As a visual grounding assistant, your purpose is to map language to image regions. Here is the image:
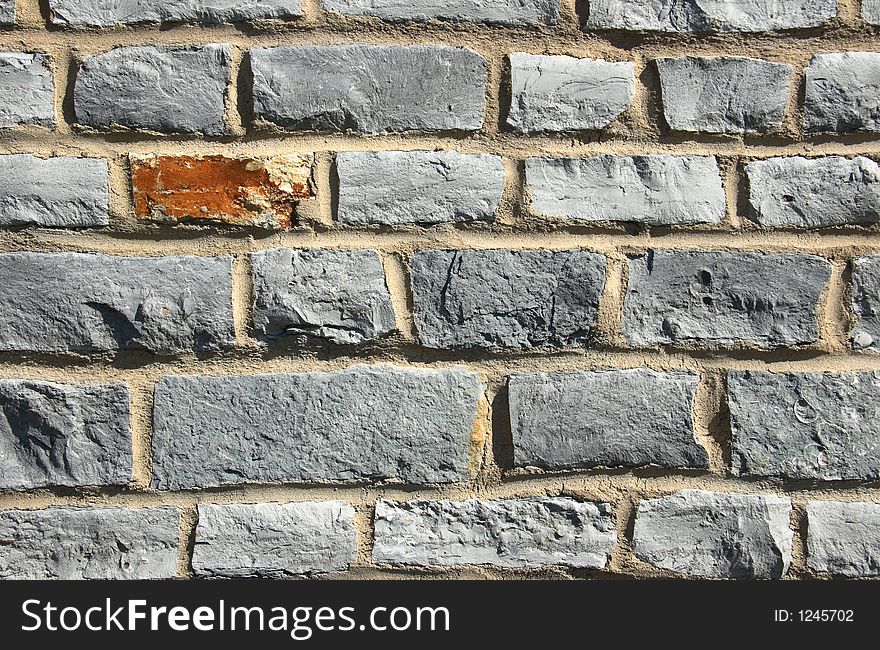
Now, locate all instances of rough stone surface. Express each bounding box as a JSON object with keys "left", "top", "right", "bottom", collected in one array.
[
  {"left": 0, "top": 380, "right": 132, "bottom": 491},
  {"left": 632, "top": 490, "right": 793, "bottom": 578},
  {"left": 49, "top": 0, "right": 302, "bottom": 25},
  {"left": 75, "top": 45, "right": 230, "bottom": 135},
  {"left": 807, "top": 500, "right": 880, "bottom": 577},
  {"left": 322, "top": 0, "right": 558, "bottom": 25},
  {"left": 746, "top": 156, "right": 880, "bottom": 228},
  {"left": 251, "top": 45, "right": 486, "bottom": 134},
  {"left": 411, "top": 249, "right": 605, "bottom": 349},
  {"left": 622, "top": 250, "right": 831, "bottom": 347},
  {"left": 585, "top": 0, "right": 837, "bottom": 32},
  {"left": 0, "top": 154, "right": 109, "bottom": 228},
  {"left": 510, "top": 369, "right": 708, "bottom": 470},
  {"left": 131, "top": 154, "right": 312, "bottom": 229},
  {"left": 193, "top": 501, "right": 357, "bottom": 577},
  {"left": 507, "top": 53, "right": 635, "bottom": 133},
  {"left": 0, "top": 53, "right": 54, "bottom": 129},
  {"left": 0, "top": 252, "right": 234, "bottom": 354},
  {"left": 866, "top": 0, "right": 880, "bottom": 25},
  {"left": 151, "top": 366, "right": 482, "bottom": 489},
  {"left": 526, "top": 155, "right": 725, "bottom": 225},
  {"left": 804, "top": 52, "right": 880, "bottom": 133},
  {"left": 335, "top": 150, "right": 505, "bottom": 225},
  {"left": 250, "top": 248, "right": 396, "bottom": 344},
  {"left": 657, "top": 56, "right": 791, "bottom": 134},
  {"left": 373, "top": 498, "right": 616, "bottom": 568},
  {"left": 0, "top": 0, "right": 12, "bottom": 24},
  {"left": 728, "top": 371, "right": 880, "bottom": 481},
  {"left": 0, "top": 507, "right": 180, "bottom": 579},
  {"left": 849, "top": 256, "right": 880, "bottom": 352}
]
